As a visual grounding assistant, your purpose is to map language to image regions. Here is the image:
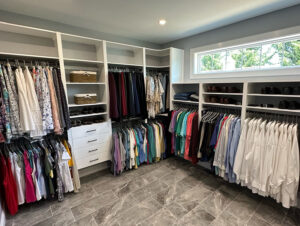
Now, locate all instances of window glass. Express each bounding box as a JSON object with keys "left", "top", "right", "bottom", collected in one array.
[
  {"left": 242, "top": 47, "right": 261, "bottom": 68},
  {"left": 261, "top": 43, "right": 282, "bottom": 68},
  {"left": 226, "top": 49, "right": 243, "bottom": 70},
  {"left": 200, "top": 54, "right": 213, "bottom": 71},
  {"left": 283, "top": 40, "right": 300, "bottom": 66},
  {"left": 212, "top": 52, "right": 226, "bottom": 71},
  {"left": 194, "top": 36, "right": 300, "bottom": 74}
]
